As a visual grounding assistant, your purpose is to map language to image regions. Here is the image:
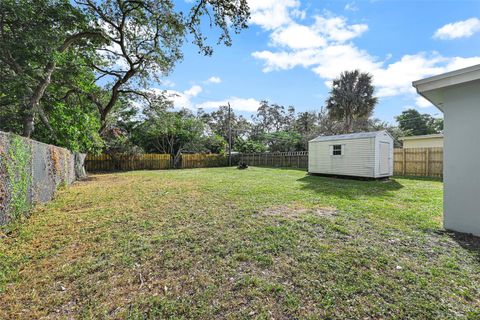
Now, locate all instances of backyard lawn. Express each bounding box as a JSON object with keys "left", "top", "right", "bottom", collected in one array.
[{"left": 1, "top": 167, "right": 479, "bottom": 319}]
